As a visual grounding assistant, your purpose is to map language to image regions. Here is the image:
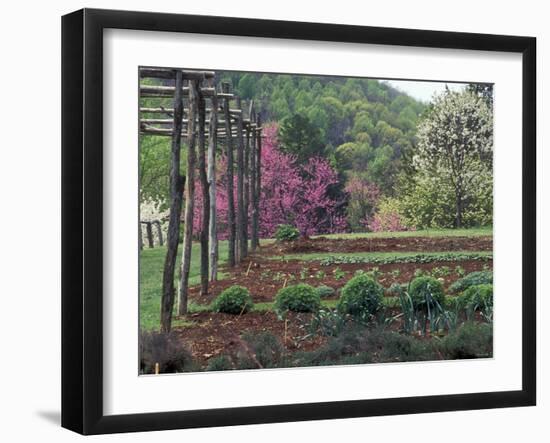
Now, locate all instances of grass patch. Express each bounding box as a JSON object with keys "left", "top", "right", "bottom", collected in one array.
[
  {"left": 314, "top": 226, "right": 492, "bottom": 240},
  {"left": 140, "top": 241, "right": 231, "bottom": 330}
]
